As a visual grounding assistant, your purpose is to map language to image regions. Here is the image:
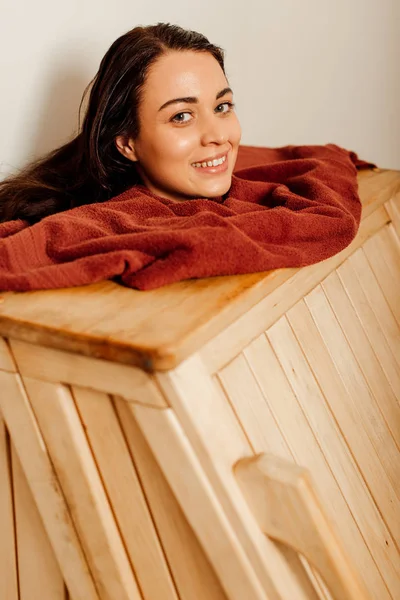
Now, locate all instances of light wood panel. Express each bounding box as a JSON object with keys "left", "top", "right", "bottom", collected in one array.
[
  {"left": 10, "top": 339, "right": 166, "bottom": 407},
  {"left": 385, "top": 193, "right": 400, "bottom": 235},
  {"left": 304, "top": 285, "right": 400, "bottom": 545},
  {"left": 0, "top": 371, "right": 99, "bottom": 600},
  {"left": 131, "top": 403, "right": 271, "bottom": 600},
  {"left": 21, "top": 376, "right": 142, "bottom": 600},
  {"left": 115, "top": 397, "right": 229, "bottom": 600},
  {"left": 337, "top": 258, "right": 400, "bottom": 400},
  {"left": 0, "top": 414, "right": 19, "bottom": 600},
  {"left": 12, "top": 444, "right": 65, "bottom": 600},
  {"left": 235, "top": 454, "right": 369, "bottom": 600},
  {"left": 363, "top": 224, "right": 400, "bottom": 326},
  {"left": 200, "top": 204, "right": 391, "bottom": 375},
  {"left": 268, "top": 312, "right": 400, "bottom": 598},
  {"left": 322, "top": 270, "right": 400, "bottom": 450},
  {"left": 348, "top": 249, "right": 400, "bottom": 371},
  {"left": 72, "top": 386, "right": 179, "bottom": 600},
  {"left": 156, "top": 355, "right": 325, "bottom": 600},
  {"left": 0, "top": 170, "right": 397, "bottom": 372},
  {"left": 0, "top": 337, "right": 16, "bottom": 372},
  {"left": 218, "top": 342, "right": 392, "bottom": 598}
]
